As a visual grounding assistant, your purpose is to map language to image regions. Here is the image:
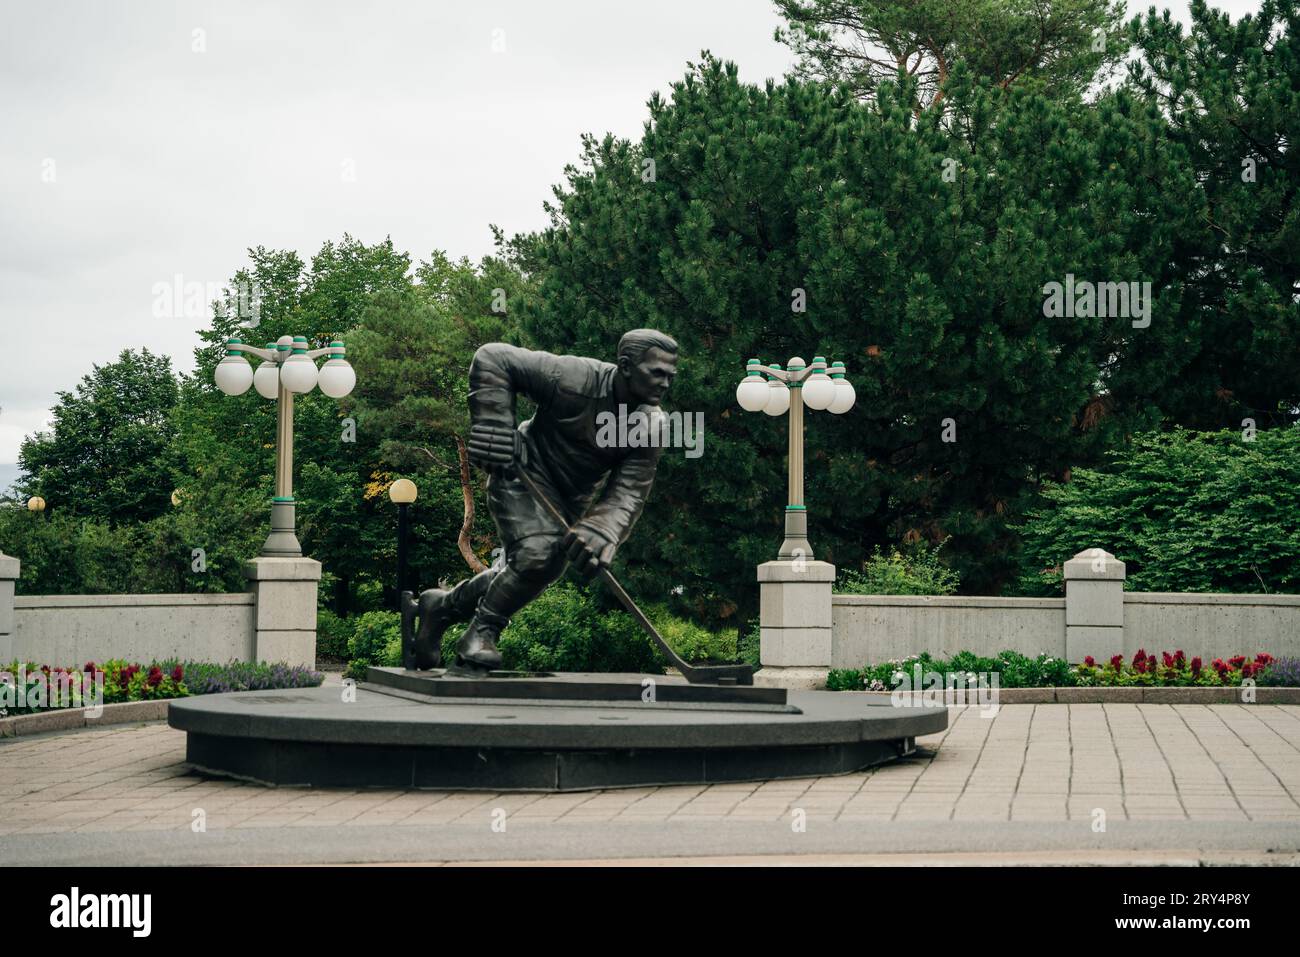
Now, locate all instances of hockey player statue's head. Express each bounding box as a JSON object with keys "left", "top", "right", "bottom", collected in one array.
[{"left": 615, "top": 329, "right": 678, "bottom": 407}]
